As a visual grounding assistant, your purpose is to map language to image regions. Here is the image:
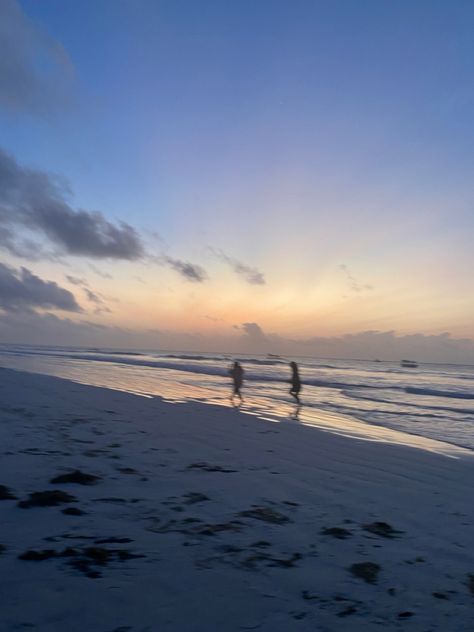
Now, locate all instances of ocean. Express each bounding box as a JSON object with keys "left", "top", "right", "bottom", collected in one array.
[{"left": 0, "top": 343, "right": 473, "bottom": 452}]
